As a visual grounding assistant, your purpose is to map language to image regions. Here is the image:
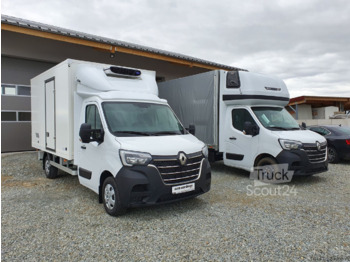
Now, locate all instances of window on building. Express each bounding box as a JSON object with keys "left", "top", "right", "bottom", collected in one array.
[
  {"left": 1, "top": 111, "right": 31, "bottom": 122},
  {"left": 2, "top": 112, "right": 17, "bottom": 121},
  {"left": 18, "top": 112, "right": 31, "bottom": 121},
  {"left": 17, "top": 86, "right": 31, "bottom": 96},
  {"left": 1, "top": 84, "right": 31, "bottom": 96},
  {"left": 2, "top": 85, "right": 16, "bottom": 95}
]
